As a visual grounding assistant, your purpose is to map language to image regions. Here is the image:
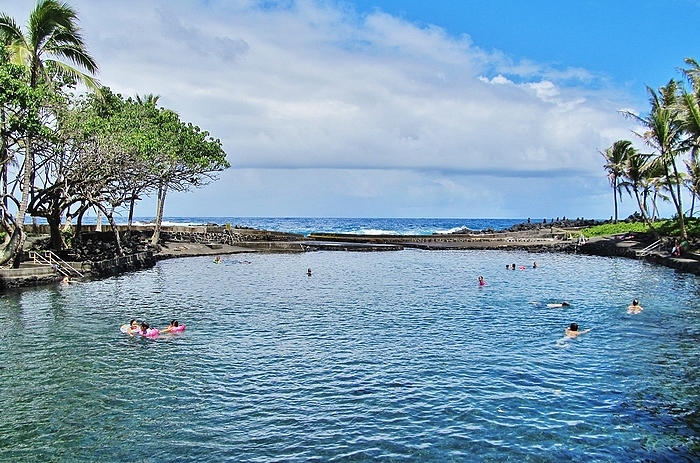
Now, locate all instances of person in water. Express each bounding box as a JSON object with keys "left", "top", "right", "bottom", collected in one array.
[
  {"left": 478, "top": 275, "right": 486, "bottom": 286},
  {"left": 307, "top": 268, "right": 312, "bottom": 276},
  {"left": 547, "top": 301, "right": 571, "bottom": 308},
  {"left": 126, "top": 319, "right": 140, "bottom": 335},
  {"left": 565, "top": 322, "right": 590, "bottom": 338},
  {"left": 161, "top": 319, "right": 181, "bottom": 333},
  {"left": 628, "top": 299, "right": 643, "bottom": 314},
  {"left": 214, "top": 256, "right": 222, "bottom": 264}
]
